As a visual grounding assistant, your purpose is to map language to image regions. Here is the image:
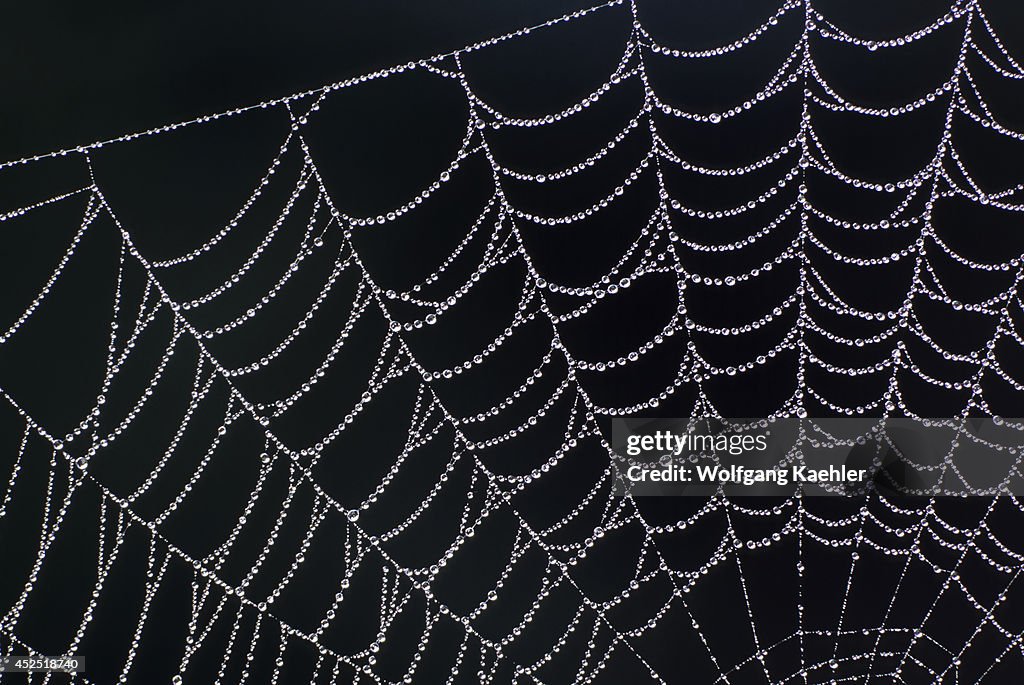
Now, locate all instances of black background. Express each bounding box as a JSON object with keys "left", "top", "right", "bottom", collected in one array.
[{"left": 2, "top": 1, "right": 1024, "bottom": 683}]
